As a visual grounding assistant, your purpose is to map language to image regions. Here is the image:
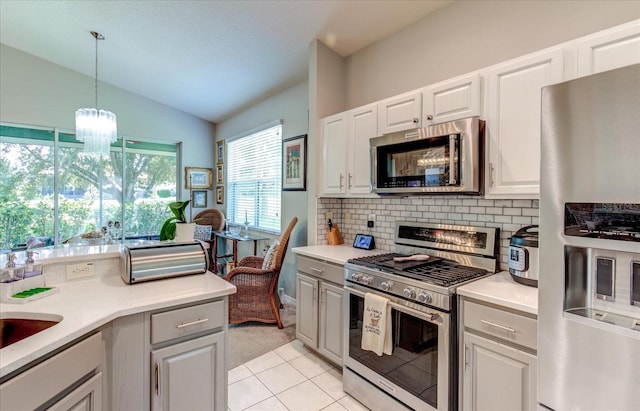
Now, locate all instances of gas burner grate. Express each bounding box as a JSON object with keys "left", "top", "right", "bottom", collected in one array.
[{"left": 348, "top": 252, "right": 488, "bottom": 287}]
